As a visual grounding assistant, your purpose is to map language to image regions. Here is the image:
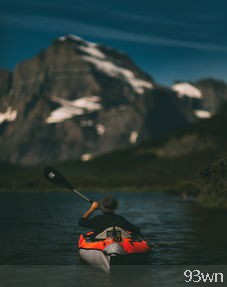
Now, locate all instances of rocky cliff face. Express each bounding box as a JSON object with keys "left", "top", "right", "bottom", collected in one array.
[
  {"left": 172, "top": 78, "right": 227, "bottom": 121},
  {"left": 195, "top": 78, "right": 227, "bottom": 113},
  {"left": 0, "top": 35, "right": 224, "bottom": 165}
]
